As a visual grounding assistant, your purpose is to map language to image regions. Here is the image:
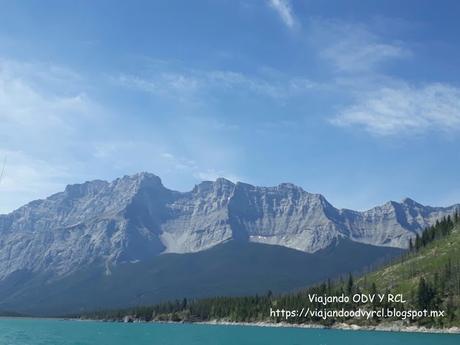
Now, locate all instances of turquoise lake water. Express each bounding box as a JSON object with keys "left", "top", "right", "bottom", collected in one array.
[{"left": 0, "top": 318, "right": 458, "bottom": 345}]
